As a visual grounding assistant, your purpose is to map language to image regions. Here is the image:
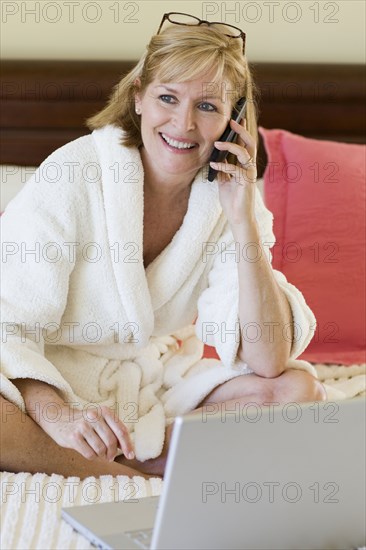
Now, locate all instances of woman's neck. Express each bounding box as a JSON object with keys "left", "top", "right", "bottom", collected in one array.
[{"left": 140, "top": 147, "right": 195, "bottom": 204}]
